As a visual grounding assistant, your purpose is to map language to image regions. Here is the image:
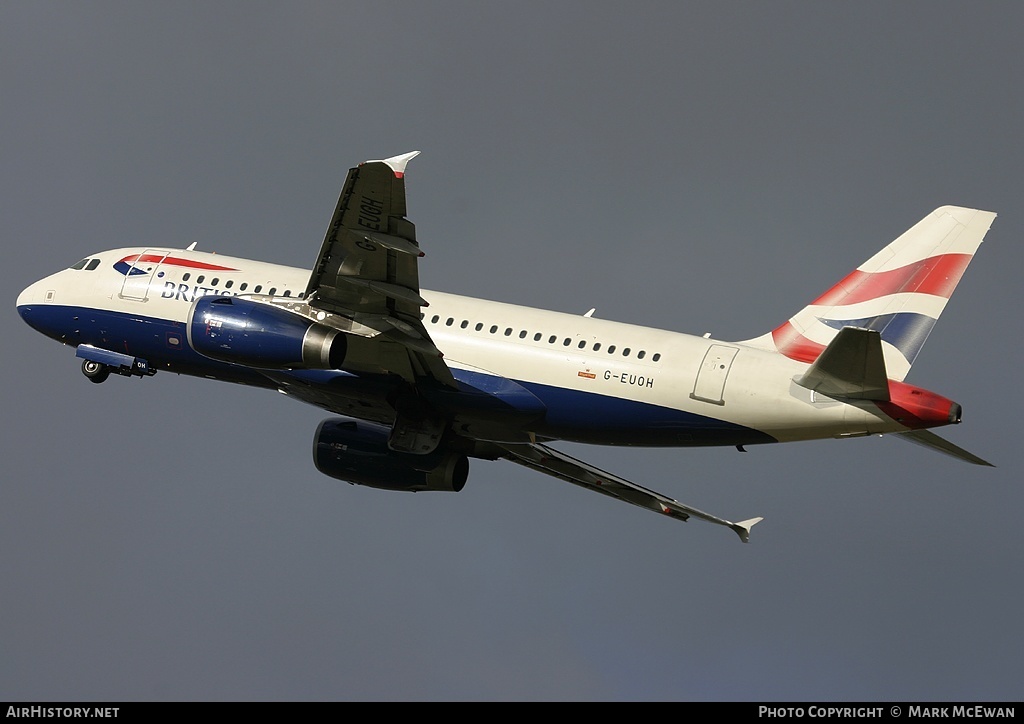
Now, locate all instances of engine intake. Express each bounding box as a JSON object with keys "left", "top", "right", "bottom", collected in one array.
[
  {"left": 313, "top": 418, "right": 468, "bottom": 493},
  {"left": 187, "top": 296, "right": 347, "bottom": 369}
]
